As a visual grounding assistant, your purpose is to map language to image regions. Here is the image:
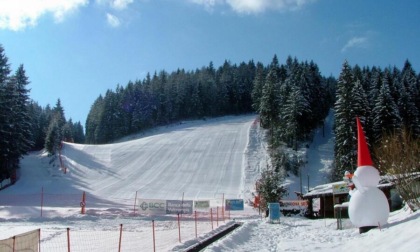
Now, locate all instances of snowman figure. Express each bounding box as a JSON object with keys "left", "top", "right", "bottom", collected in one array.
[{"left": 348, "top": 117, "right": 389, "bottom": 233}]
